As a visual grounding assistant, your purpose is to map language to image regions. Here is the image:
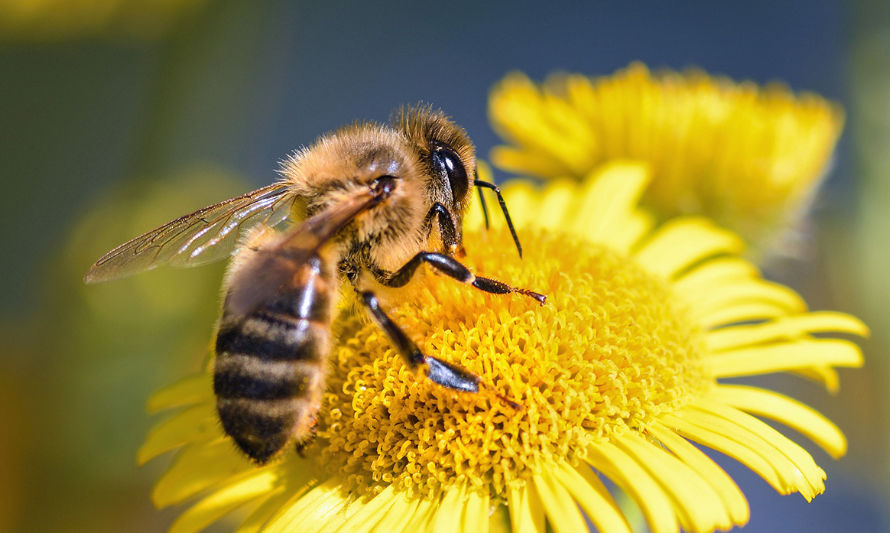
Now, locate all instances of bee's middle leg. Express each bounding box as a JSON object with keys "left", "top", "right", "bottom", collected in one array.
[
  {"left": 373, "top": 252, "right": 546, "bottom": 304},
  {"left": 357, "top": 290, "right": 480, "bottom": 393}
]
